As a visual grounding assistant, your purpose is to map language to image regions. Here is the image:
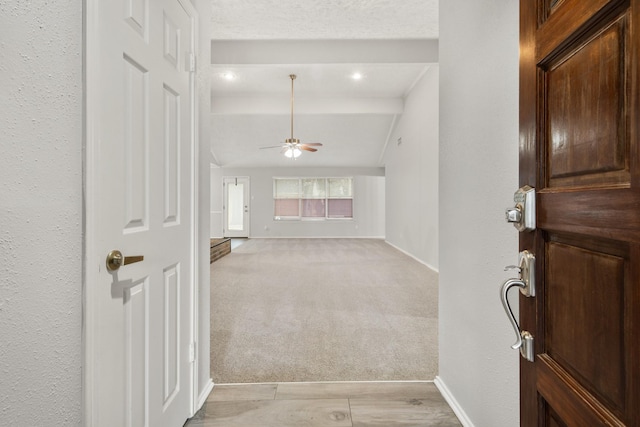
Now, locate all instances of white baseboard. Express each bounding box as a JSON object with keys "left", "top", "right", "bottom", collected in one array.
[
  {"left": 384, "top": 240, "right": 439, "bottom": 272},
  {"left": 434, "top": 376, "right": 475, "bottom": 427},
  {"left": 195, "top": 379, "right": 214, "bottom": 413}
]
